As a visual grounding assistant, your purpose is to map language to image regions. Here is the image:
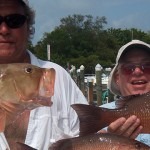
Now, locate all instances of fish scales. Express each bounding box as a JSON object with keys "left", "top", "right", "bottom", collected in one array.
[
  {"left": 49, "top": 133, "right": 150, "bottom": 150},
  {"left": 72, "top": 92, "right": 150, "bottom": 136}
]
